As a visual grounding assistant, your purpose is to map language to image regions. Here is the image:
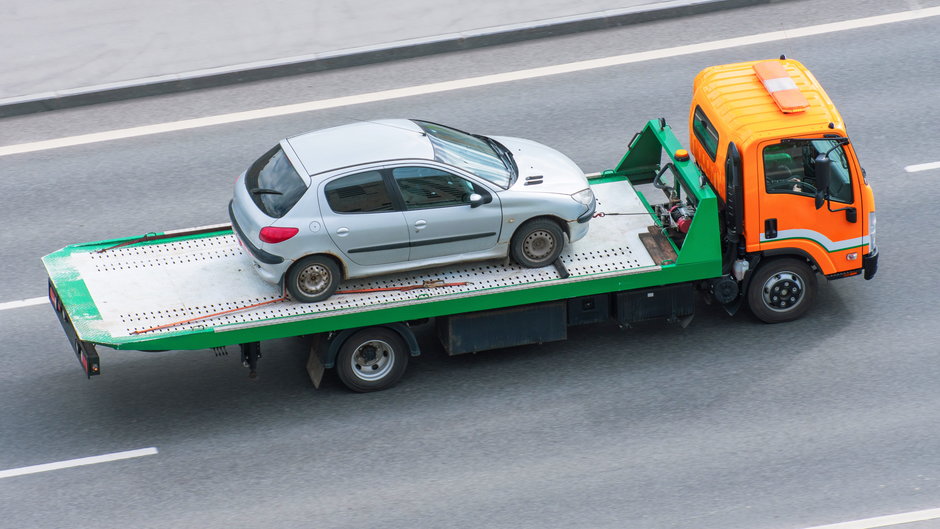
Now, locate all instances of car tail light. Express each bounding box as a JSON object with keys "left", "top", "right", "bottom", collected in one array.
[{"left": 259, "top": 226, "right": 299, "bottom": 243}]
